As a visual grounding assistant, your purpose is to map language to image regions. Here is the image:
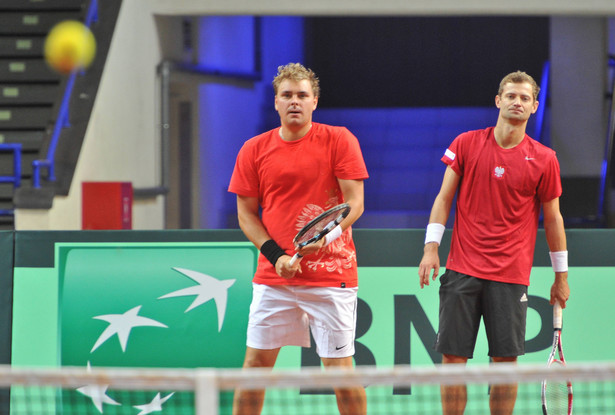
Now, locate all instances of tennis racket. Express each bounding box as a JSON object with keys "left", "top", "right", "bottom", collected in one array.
[
  {"left": 288, "top": 203, "right": 351, "bottom": 266},
  {"left": 541, "top": 302, "right": 573, "bottom": 415}
]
